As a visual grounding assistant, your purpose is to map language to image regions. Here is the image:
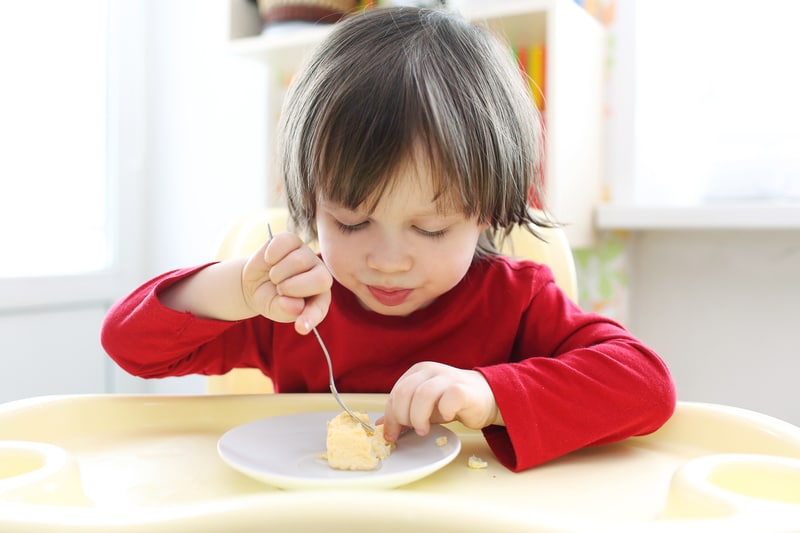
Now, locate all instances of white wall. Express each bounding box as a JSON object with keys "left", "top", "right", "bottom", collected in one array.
[
  {"left": 144, "top": 0, "right": 267, "bottom": 277},
  {"left": 127, "top": 0, "right": 268, "bottom": 393},
  {"left": 0, "top": 307, "right": 107, "bottom": 403},
  {"left": 626, "top": 229, "right": 800, "bottom": 426},
  {"left": 1, "top": 1, "right": 268, "bottom": 402}
]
